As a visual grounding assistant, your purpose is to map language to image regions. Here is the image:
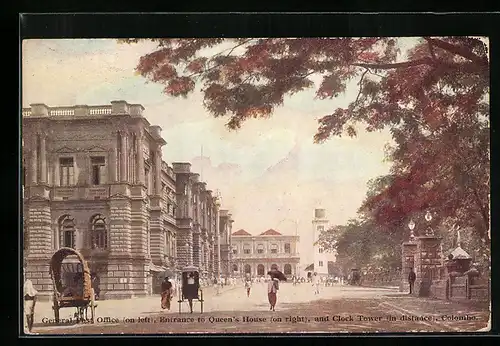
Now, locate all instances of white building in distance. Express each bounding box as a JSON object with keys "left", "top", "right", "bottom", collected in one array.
[{"left": 306, "top": 208, "right": 337, "bottom": 278}]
